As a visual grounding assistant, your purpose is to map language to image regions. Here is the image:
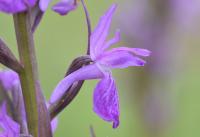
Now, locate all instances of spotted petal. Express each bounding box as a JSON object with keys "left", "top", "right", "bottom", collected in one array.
[{"left": 93, "top": 74, "right": 119, "bottom": 128}]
